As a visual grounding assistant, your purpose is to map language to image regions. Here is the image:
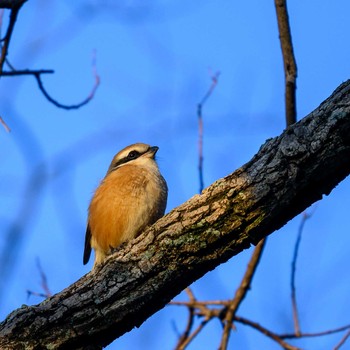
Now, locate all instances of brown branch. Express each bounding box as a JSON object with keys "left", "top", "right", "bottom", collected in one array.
[
  {"left": 174, "top": 288, "right": 196, "bottom": 350},
  {"left": 219, "top": 238, "right": 266, "bottom": 349},
  {"left": 274, "top": 0, "right": 297, "bottom": 126},
  {"left": 1, "top": 81, "right": 350, "bottom": 349},
  {"left": 178, "top": 319, "right": 210, "bottom": 350},
  {"left": 0, "top": 115, "right": 10, "bottom": 132},
  {"left": 172, "top": 291, "right": 225, "bottom": 350},
  {"left": 280, "top": 324, "right": 350, "bottom": 339},
  {"left": 171, "top": 300, "right": 228, "bottom": 307},
  {"left": 172, "top": 297, "right": 299, "bottom": 350},
  {"left": 171, "top": 298, "right": 350, "bottom": 350},
  {"left": 334, "top": 329, "right": 350, "bottom": 350},
  {"left": 235, "top": 316, "right": 300, "bottom": 350},
  {"left": 172, "top": 289, "right": 224, "bottom": 350}
]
